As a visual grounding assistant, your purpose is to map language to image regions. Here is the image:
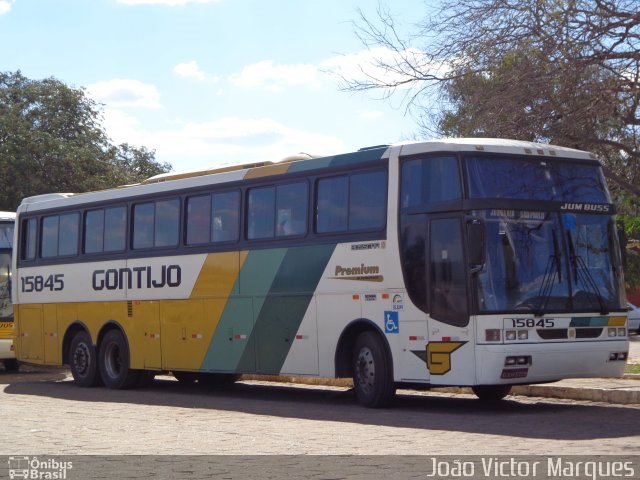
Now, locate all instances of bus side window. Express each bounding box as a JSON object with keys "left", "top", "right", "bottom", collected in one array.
[
  {"left": 155, "top": 198, "right": 180, "bottom": 247},
  {"left": 104, "top": 206, "right": 127, "bottom": 252},
  {"left": 247, "top": 186, "right": 275, "bottom": 240},
  {"left": 349, "top": 170, "right": 386, "bottom": 231},
  {"left": 401, "top": 156, "right": 461, "bottom": 209},
  {"left": 186, "top": 194, "right": 211, "bottom": 245},
  {"left": 276, "top": 182, "right": 307, "bottom": 237},
  {"left": 133, "top": 202, "right": 155, "bottom": 249},
  {"left": 316, "top": 176, "right": 348, "bottom": 234},
  {"left": 212, "top": 191, "right": 240, "bottom": 243},
  {"left": 21, "top": 218, "right": 37, "bottom": 260}
]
